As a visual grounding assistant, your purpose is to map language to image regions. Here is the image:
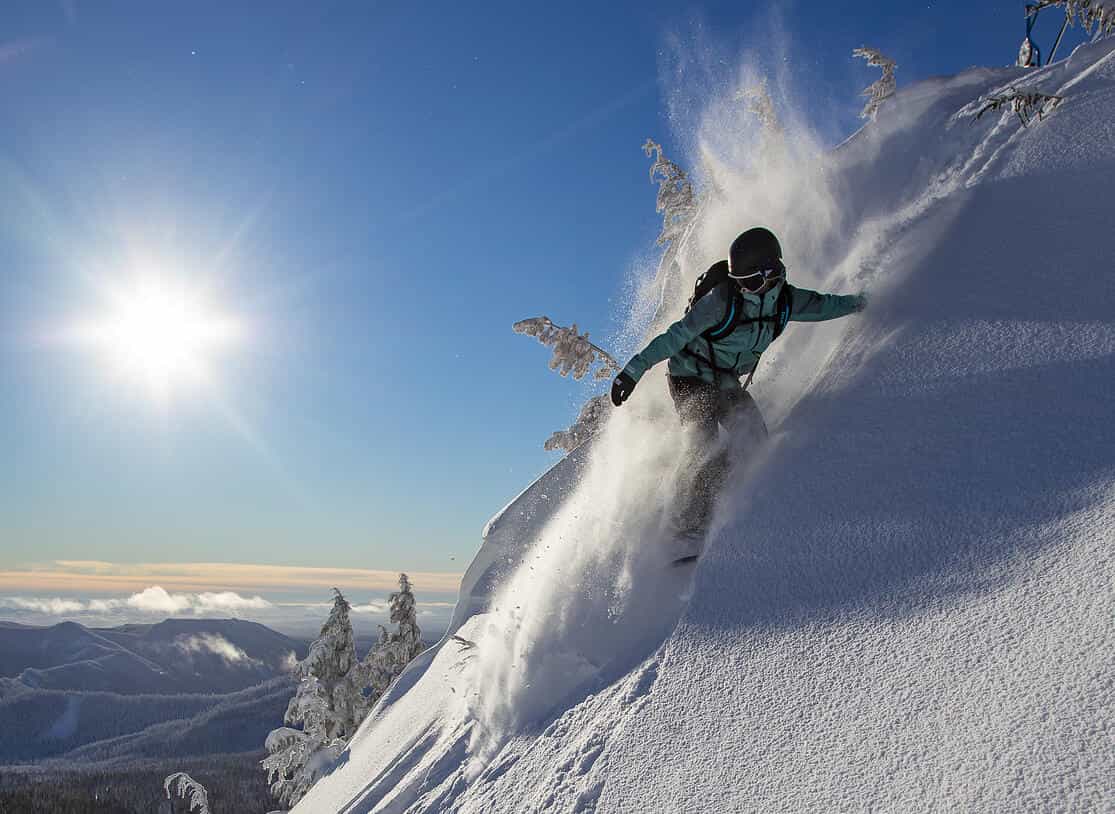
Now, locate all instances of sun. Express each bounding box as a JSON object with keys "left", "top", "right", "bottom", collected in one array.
[{"left": 74, "top": 277, "right": 242, "bottom": 404}]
